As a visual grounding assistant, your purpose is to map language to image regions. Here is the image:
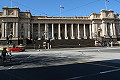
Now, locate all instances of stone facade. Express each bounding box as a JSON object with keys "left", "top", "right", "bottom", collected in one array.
[{"left": 0, "top": 6, "right": 120, "bottom": 45}]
